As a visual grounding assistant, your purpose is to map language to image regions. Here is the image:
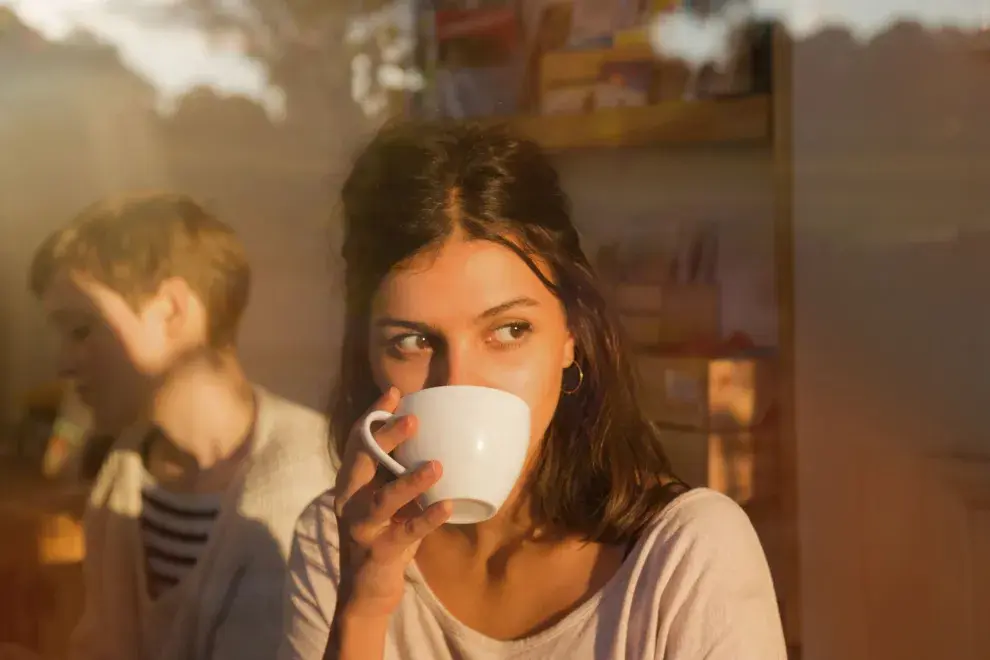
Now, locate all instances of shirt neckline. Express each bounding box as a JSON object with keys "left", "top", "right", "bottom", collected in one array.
[{"left": 402, "top": 488, "right": 707, "bottom": 652}]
